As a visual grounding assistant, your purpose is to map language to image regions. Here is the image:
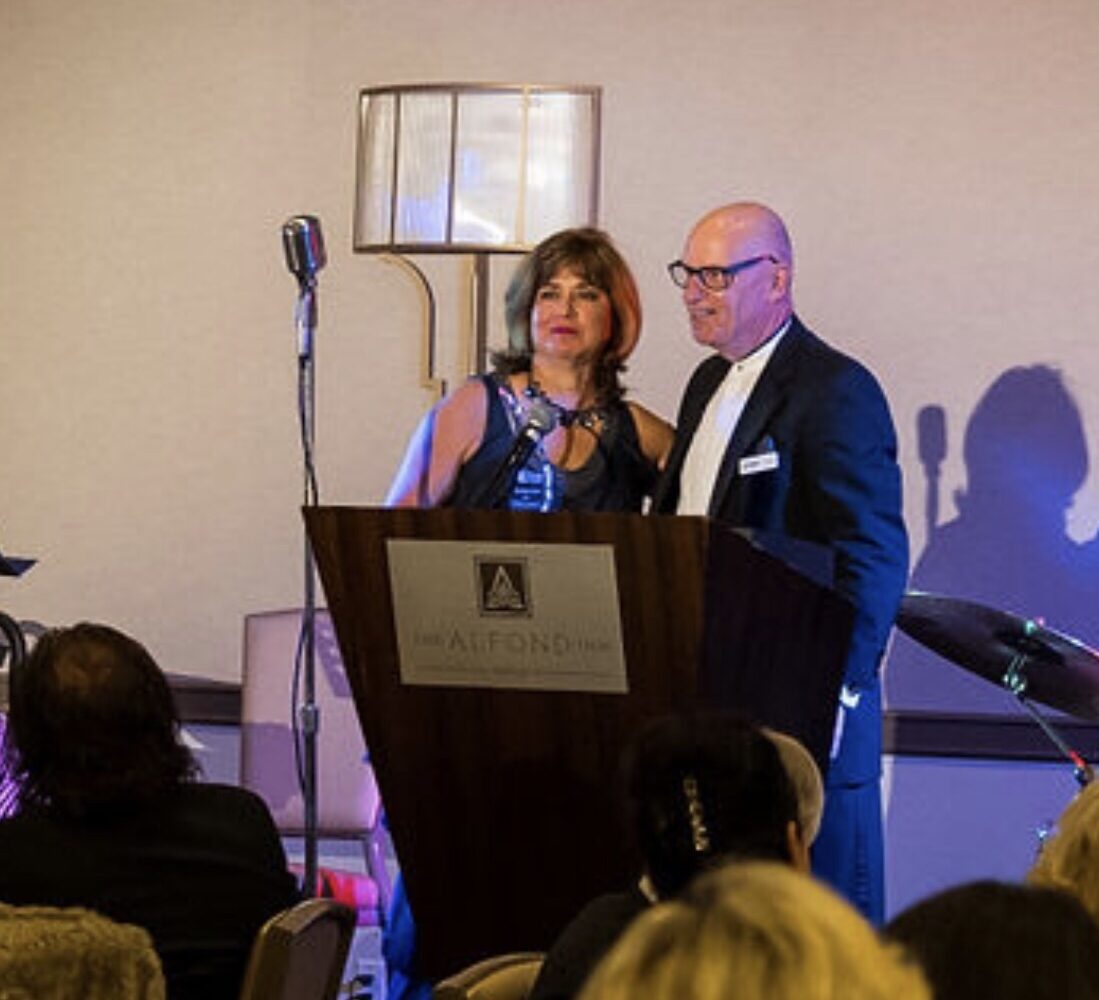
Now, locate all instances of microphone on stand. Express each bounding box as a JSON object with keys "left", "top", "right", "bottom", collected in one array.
[
  {"left": 477, "top": 397, "right": 559, "bottom": 509},
  {"left": 279, "top": 214, "right": 327, "bottom": 900},
  {"left": 281, "top": 216, "right": 325, "bottom": 360},
  {"left": 281, "top": 215, "right": 327, "bottom": 287}
]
